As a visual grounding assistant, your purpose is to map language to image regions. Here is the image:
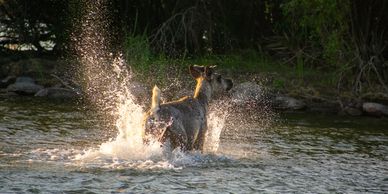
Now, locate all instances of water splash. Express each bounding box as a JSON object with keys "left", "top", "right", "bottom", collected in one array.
[
  {"left": 72, "top": 51, "right": 169, "bottom": 167},
  {"left": 70, "top": 0, "right": 163, "bottom": 165},
  {"left": 67, "top": 0, "right": 233, "bottom": 169},
  {"left": 60, "top": 0, "right": 280, "bottom": 171},
  {"left": 204, "top": 100, "right": 231, "bottom": 153}
]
